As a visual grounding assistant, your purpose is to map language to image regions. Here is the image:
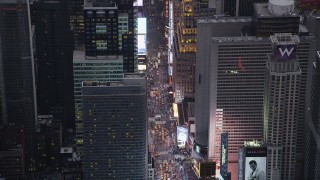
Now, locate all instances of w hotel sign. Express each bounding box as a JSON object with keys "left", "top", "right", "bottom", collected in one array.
[{"left": 274, "top": 45, "right": 297, "bottom": 60}]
